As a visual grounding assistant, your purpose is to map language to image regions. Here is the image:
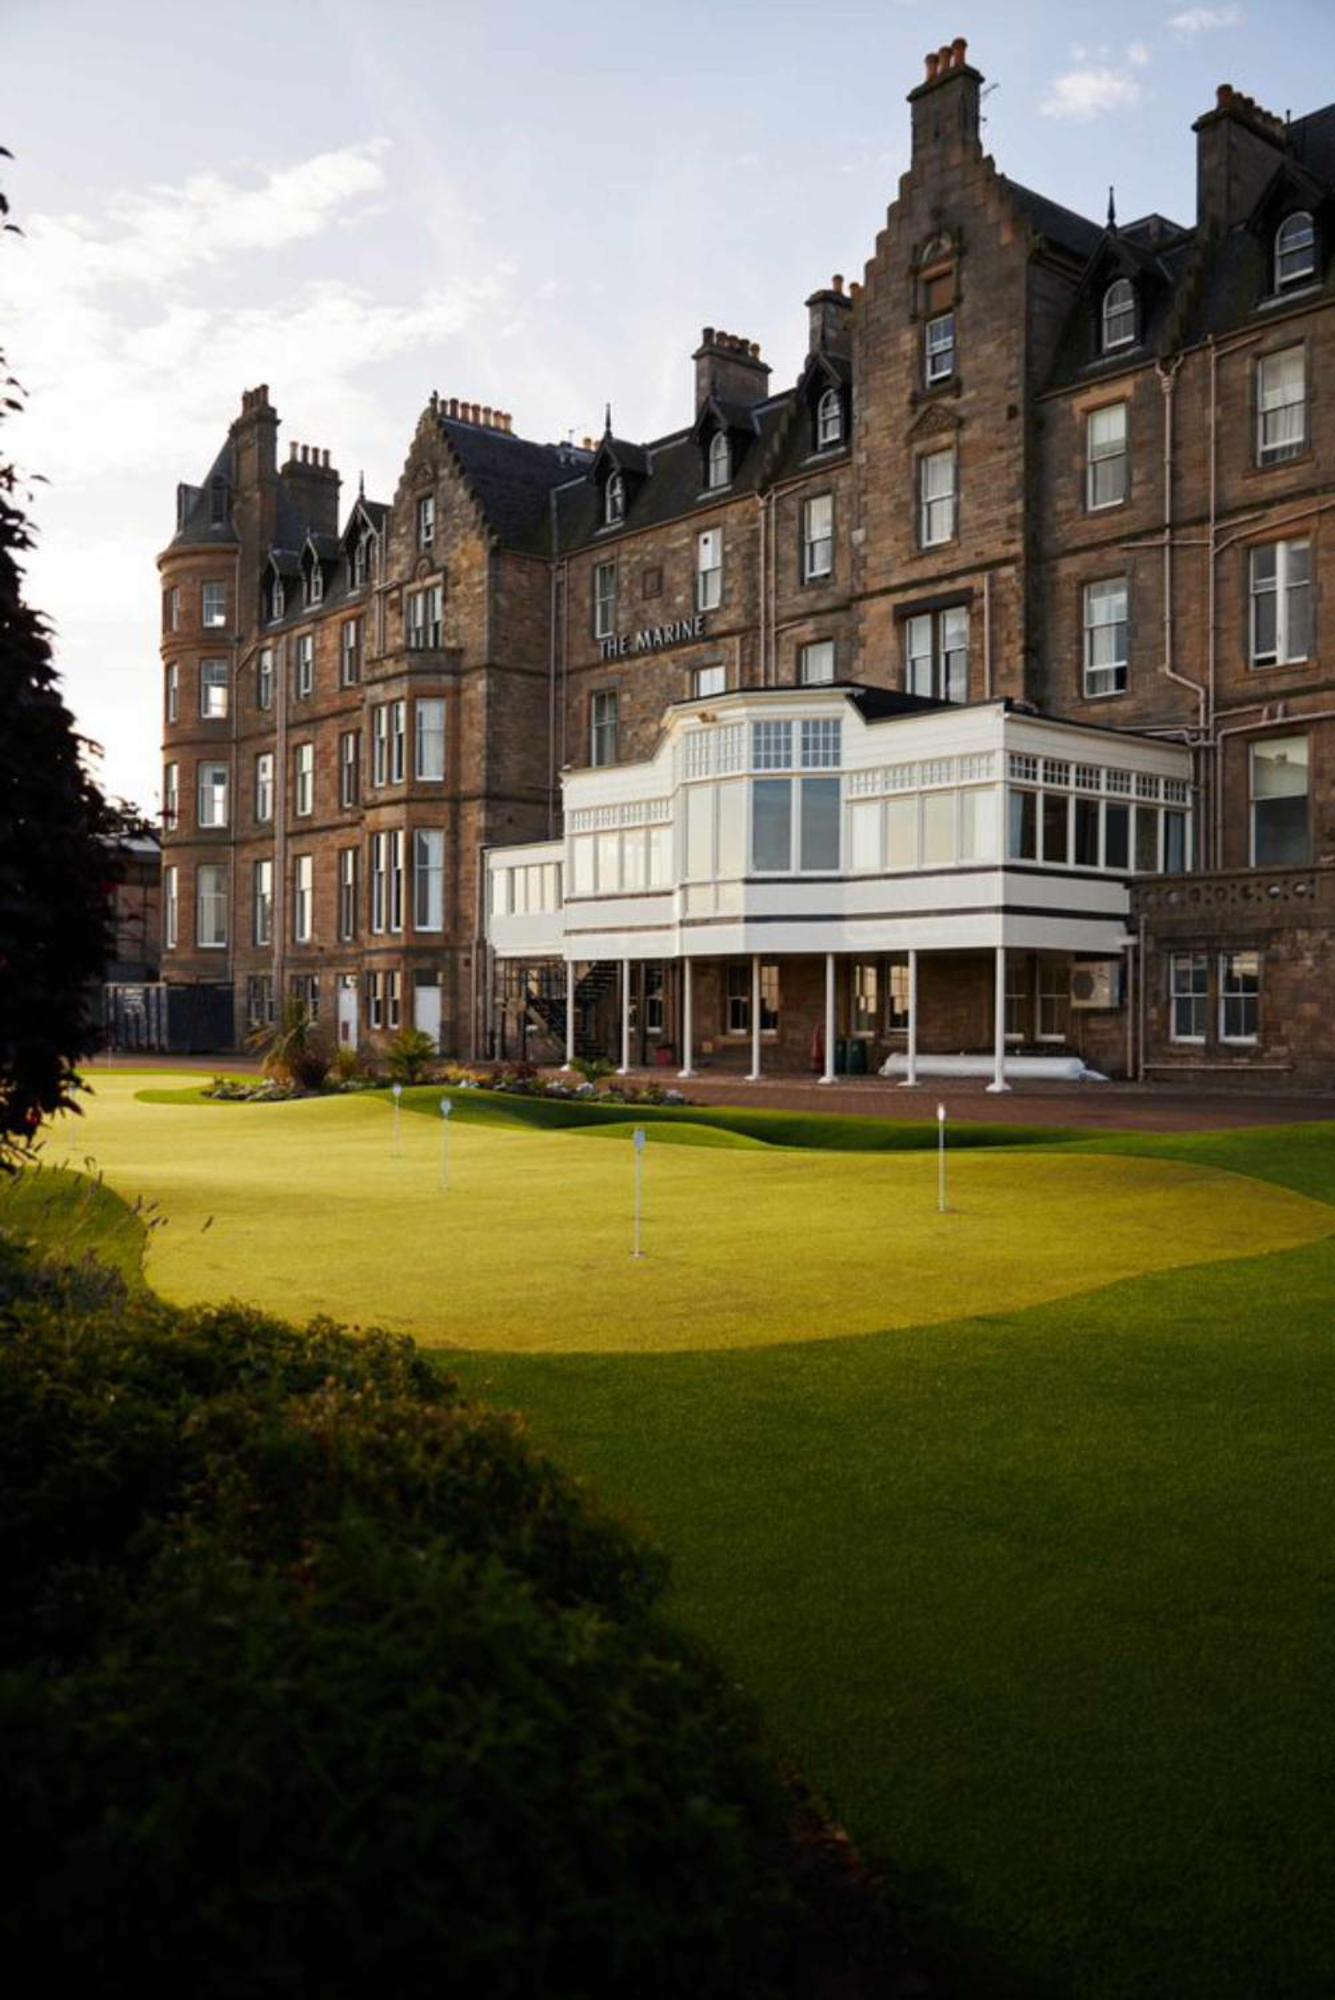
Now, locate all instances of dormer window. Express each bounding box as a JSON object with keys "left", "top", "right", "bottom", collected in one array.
[
  {"left": 350, "top": 532, "right": 369, "bottom": 589},
  {"left": 1276, "top": 212, "right": 1316, "bottom": 291},
  {"left": 306, "top": 560, "right": 323, "bottom": 607},
  {"left": 816, "top": 388, "right": 843, "bottom": 449},
  {"left": 605, "top": 470, "right": 626, "bottom": 527},
  {"left": 271, "top": 576, "right": 285, "bottom": 622},
  {"left": 707, "top": 430, "right": 731, "bottom": 490},
  {"left": 209, "top": 476, "right": 228, "bottom": 527},
  {"left": 1101, "top": 279, "right": 1136, "bottom": 353}
]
